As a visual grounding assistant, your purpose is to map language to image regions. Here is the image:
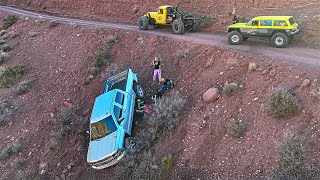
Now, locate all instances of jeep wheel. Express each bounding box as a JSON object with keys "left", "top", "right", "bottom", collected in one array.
[
  {"left": 134, "top": 84, "right": 144, "bottom": 98},
  {"left": 172, "top": 19, "right": 185, "bottom": 35},
  {"left": 138, "top": 16, "right": 149, "bottom": 30},
  {"left": 271, "top": 33, "right": 288, "bottom": 48},
  {"left": 228, "top": 31, "right": 243, "bottom": 45}
]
